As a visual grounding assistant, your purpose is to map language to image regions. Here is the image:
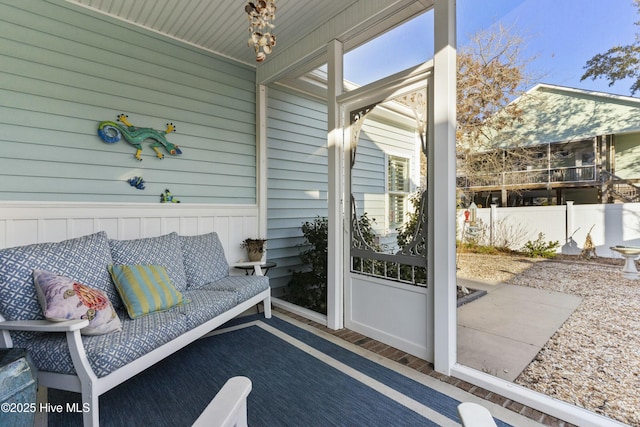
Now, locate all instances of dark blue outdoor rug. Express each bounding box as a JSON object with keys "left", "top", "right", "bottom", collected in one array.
[{"left": 48, "top": 313, "right": 522, "bottom": 426}]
